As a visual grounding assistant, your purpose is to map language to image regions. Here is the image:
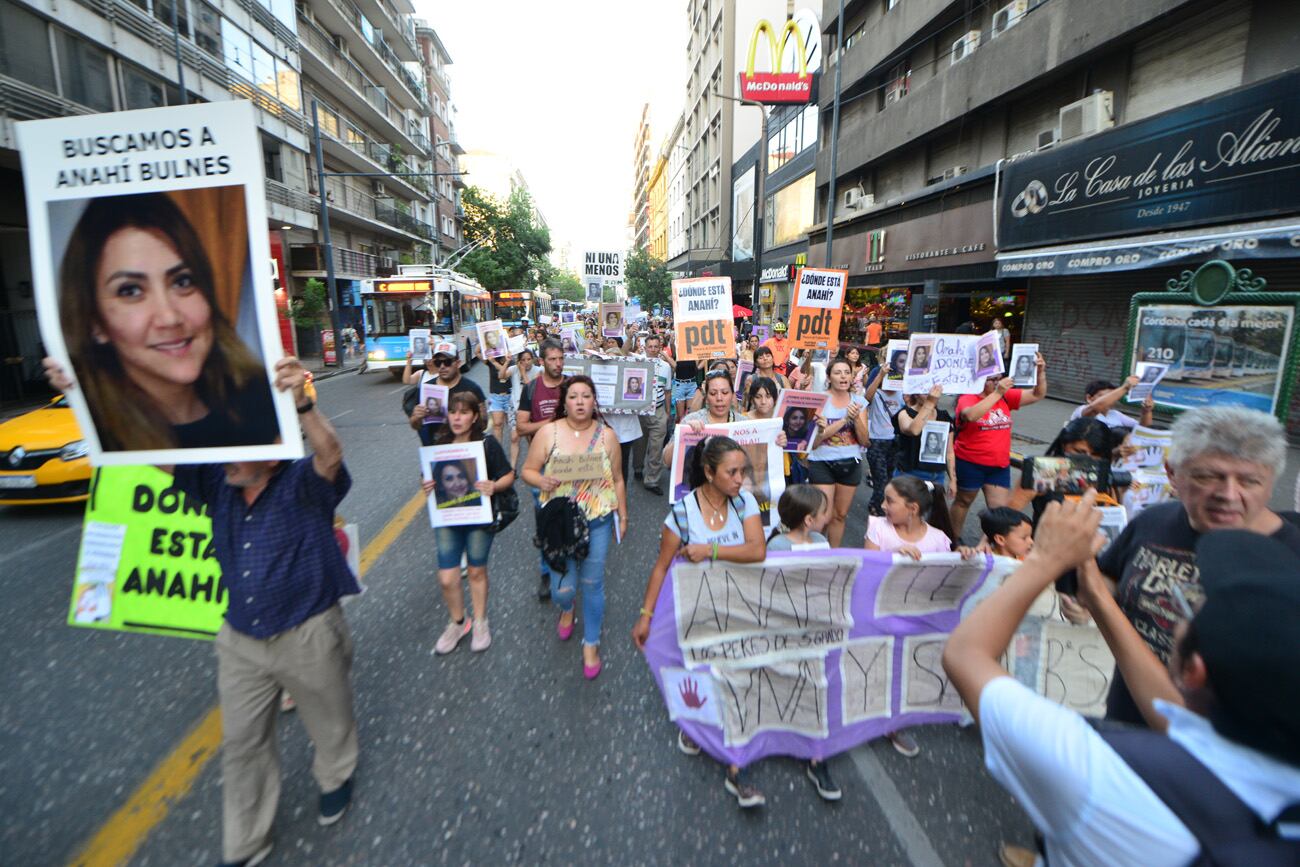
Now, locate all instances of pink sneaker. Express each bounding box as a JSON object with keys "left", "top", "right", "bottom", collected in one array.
[
  {"left": 434, "top": 619, "right": 472, "bottom": 655},
  {"left": 470, "top": 618, "right": 492, "bottom": 652}
]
